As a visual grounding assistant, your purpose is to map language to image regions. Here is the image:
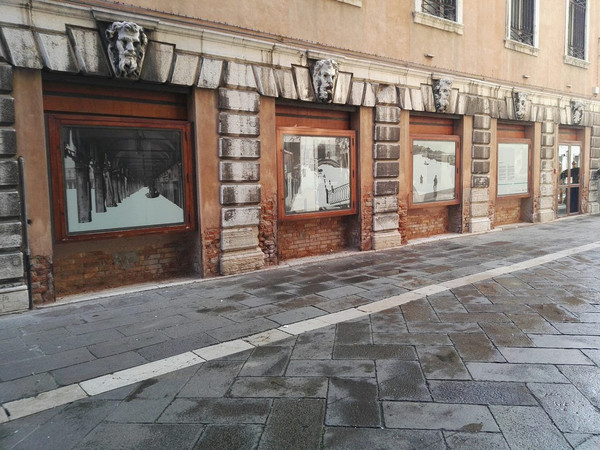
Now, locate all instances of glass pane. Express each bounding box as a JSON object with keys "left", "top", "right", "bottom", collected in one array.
[
  {"left": 412, "top": 140, "right": 456, "bottom": 203},
  {"left": 498, "top": 142, "right": 529, "bottom": 196},
  {"left": 61, "top": 126, "right": 184, "bottom": 234},
  {"left": 570, "top": 145, "right": 581, "bottom": 184},
  {"left": 283, "top": 134, "right": 351, "bottom": 214},
  {"left": 557, "top": 186, "right": 568, "bottom": 216}
]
